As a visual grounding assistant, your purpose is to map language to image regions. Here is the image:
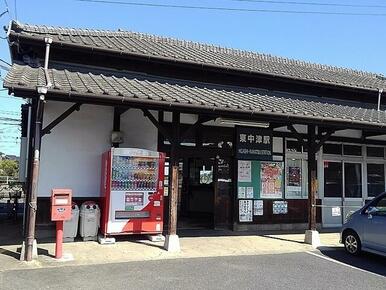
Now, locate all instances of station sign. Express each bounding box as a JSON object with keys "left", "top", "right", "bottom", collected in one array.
[{"left": 236, "top": 126, "right": 273, "bottom": 160}]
